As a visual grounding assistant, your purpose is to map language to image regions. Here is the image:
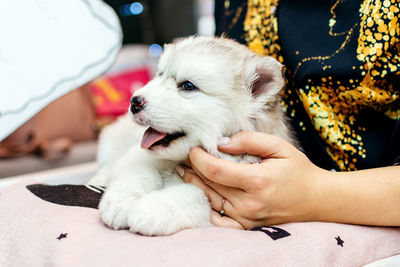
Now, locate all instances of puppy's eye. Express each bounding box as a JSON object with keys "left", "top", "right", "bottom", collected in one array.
[{"left": 180, "top": 81, "right": 197, "bottom": 91}]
